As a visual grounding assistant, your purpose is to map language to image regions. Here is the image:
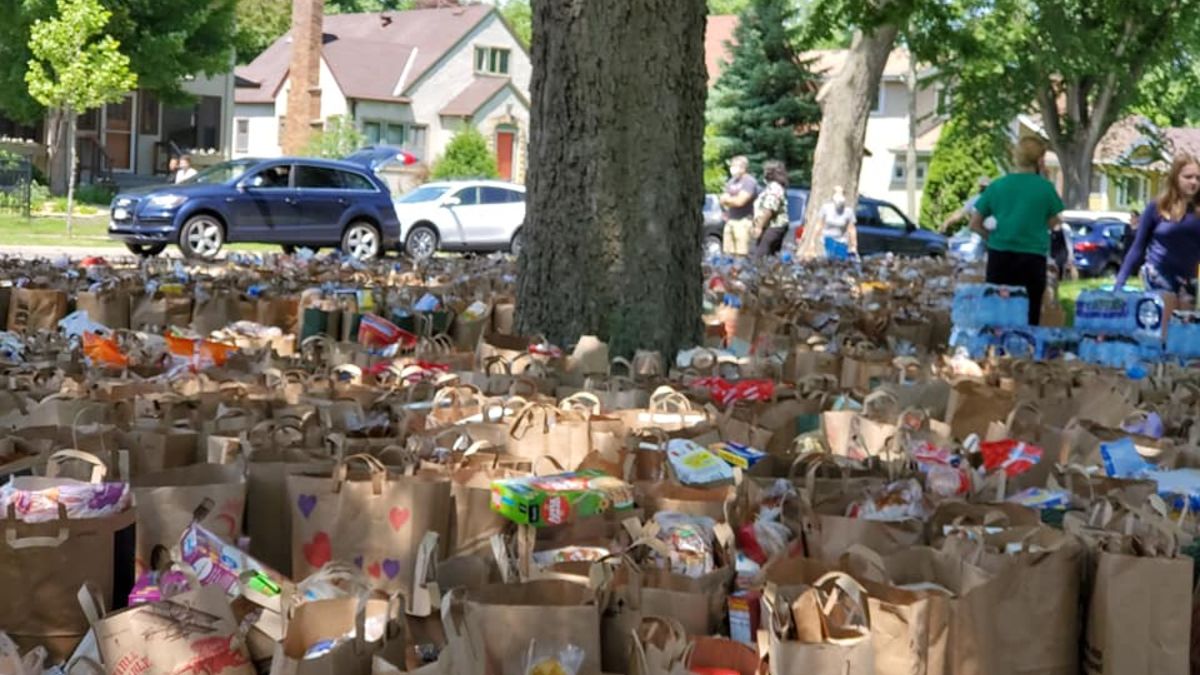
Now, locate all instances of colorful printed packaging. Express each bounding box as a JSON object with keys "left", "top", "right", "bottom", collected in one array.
[
  {"left": 980, "top": 439, "right": 1044, "bottom": 477},
  {"left": 711, "top": 441, "right": 767, "bottom": 470},
  {"left": 490, "top": 470, "right": 634, "bottom": 527}
]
